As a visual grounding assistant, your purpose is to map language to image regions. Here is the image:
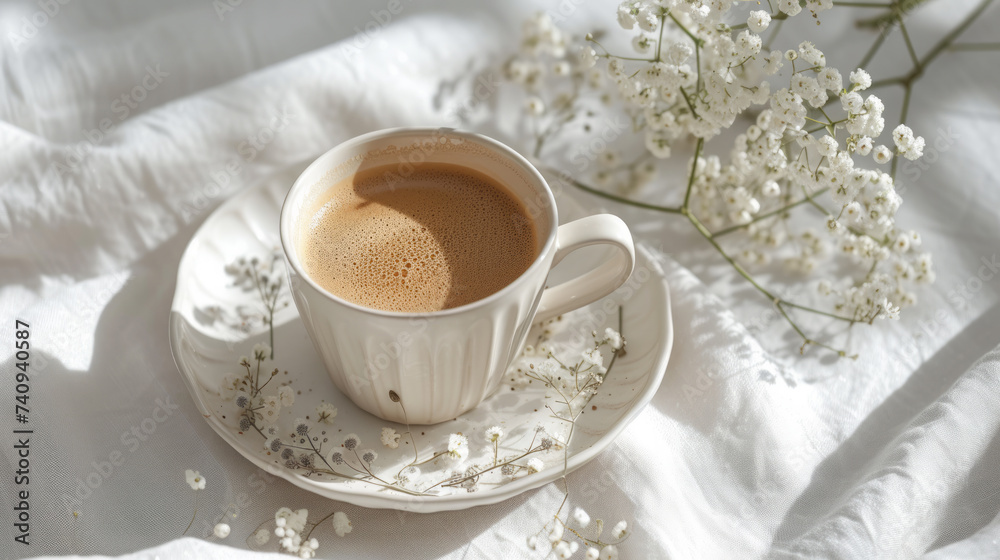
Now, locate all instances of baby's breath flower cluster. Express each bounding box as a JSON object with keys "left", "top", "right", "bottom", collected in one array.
[
  {"left": 528, "top": 504, "right": 629, "bottom": 560},
  {"left": 389, "top": 323, "right": 627, "bottom": 495},
  {"left": 243, "top": 507, "right": 351, "bottom": 557},
  {"left": 273, "top": 508, "right": 319, "bottom": 558},
  {"left": 219, "top": 340, "right": 415, "bottom": 495},
  {"left": 181, "top": 470, "right": 205, "bottom": 537},
  {"left": 221, "top": 342, "right": 295, "bottom": 436},
  {"left": 510, "top": 319, "right": 635, "bottom": 558},
  {"left": 516, "top": 326, "right": 626, "bottom": 419},
  {"left": 506, "top": 2, "right": 949, "bottom": 355}
]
